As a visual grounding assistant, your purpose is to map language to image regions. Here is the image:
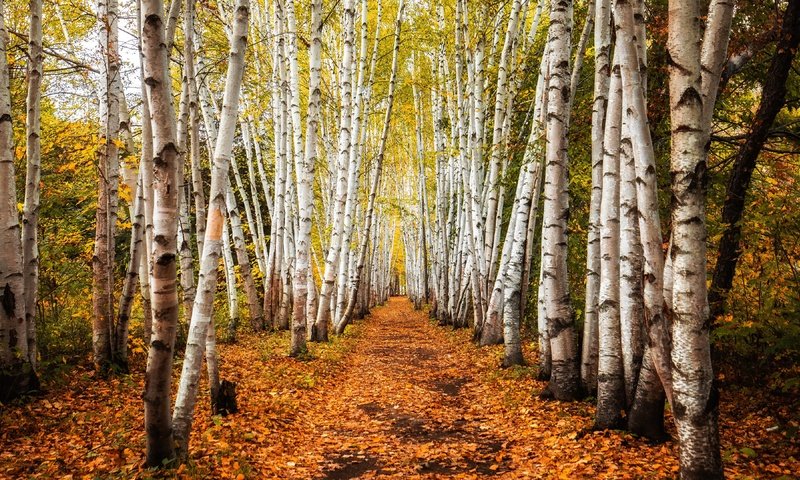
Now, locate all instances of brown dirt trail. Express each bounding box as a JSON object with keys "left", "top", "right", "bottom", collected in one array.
[{"left": 1, "top": 296, "right": 794, "bottom": 479}]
